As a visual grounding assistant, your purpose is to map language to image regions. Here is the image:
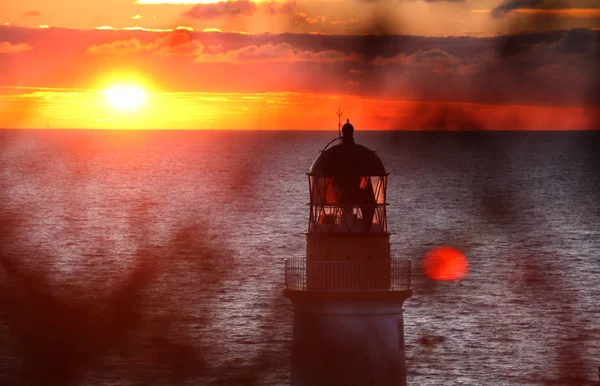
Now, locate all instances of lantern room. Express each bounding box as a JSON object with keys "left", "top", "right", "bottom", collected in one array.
[{"left": 308, "top": 123, "right": 388, "bottom": 234}]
